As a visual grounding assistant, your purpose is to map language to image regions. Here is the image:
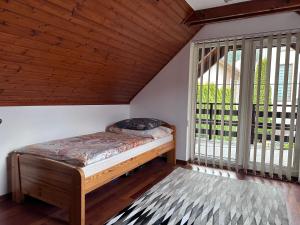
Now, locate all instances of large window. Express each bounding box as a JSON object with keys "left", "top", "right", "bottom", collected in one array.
[{"left": 188, "top": 31, "right": 300, "bottom": 181}]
